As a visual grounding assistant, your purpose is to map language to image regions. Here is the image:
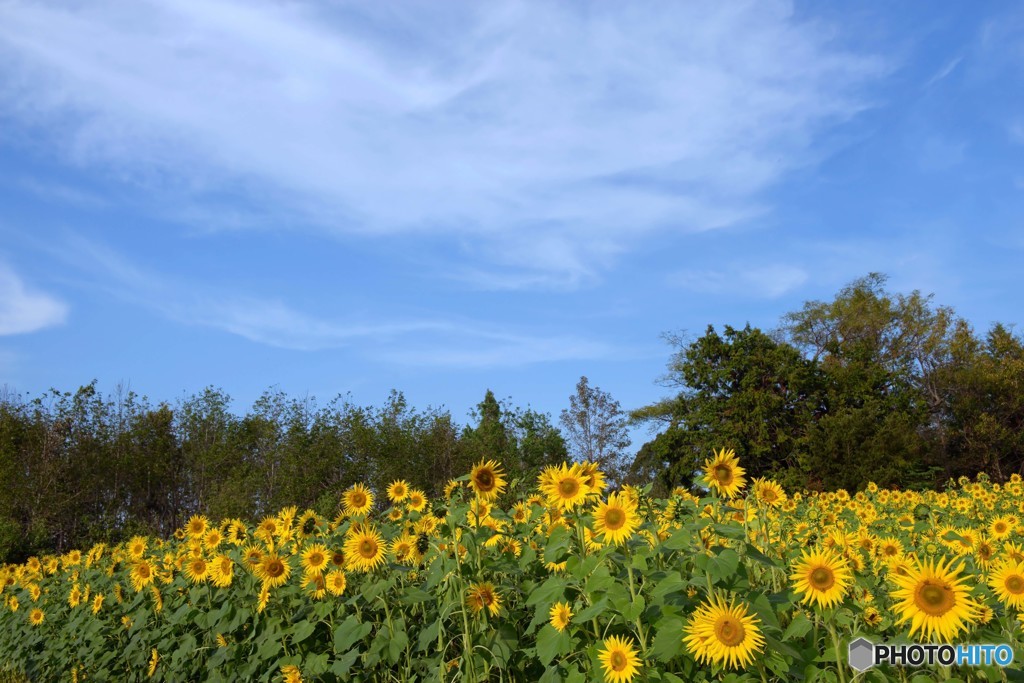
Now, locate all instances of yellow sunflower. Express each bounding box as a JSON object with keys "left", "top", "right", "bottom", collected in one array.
[
  {"left": 256, "top": 552, "right": 292, "bottom": 589},
  {"left": 344, "top": 525, "right": 386, "bottom": 572},
  {"left": 186, "top": 515, "right": 209, "bottom": 539},
  {"left": 210, "top": 554, "right": 234, "bottom": 588},
  {"left": 989, "top": 559, "right": 1024, "bottom": 609},
  {"left": 343, "top": 484, "right": 374, "bottom": 517},
  {"left": 598, "top": 635, "right": 641, "bottom": 683},
  {"left": 281, "top": 664, "right": 303, "bottom": 683},
  {"left": 128, "top": 536, "right": 148, "bottom": 561},
  {"left": 92, "top": 594, "right": 104, "bottom": 614},
  {"left": 538, "top": 463, "right": 591, "bottom": 510},
  {"left": 28, "top": 608, "right": 44, "bottom": 626},
  {"left": 549, "top": 601, "right": 572, "bottom": 632},
  {"left": 406, "top": 489, "right": 428, "bottom": 512},
  {"left": 889, "top": 556, "right": 980, "bottom": 642},
  {"left": 592, "top": 492, "right": 640, "bottom": 545},
  {"left": 466, "top": 581, "right": 501, "bottom": 617},
  {"left": 790, "top": 548, "right": 852, "bottom": 610},
  {"left": 702, "top": 448, "right": 746, "bottom": 498},
  {"left": 683, "top": 594, "right": 765, "bottom": 670},
  {"left": 300, "top": 543, "right": 330, "bottom": 576},
  {"left": 130, "top": 560, "right": 156, "bottom": 592},
  {"left": 147, "top": 648, "right": 159, "bottom": 678},
  {"left": 752, "top": 478, "right": 786, "bottom": 508},
  {"left": 990, "top": 516, "right": 1013, "bottom": 540},
  {"left": 325, "top": 569, "right": 347, "bottom": 597},
  {"left": 387, "top": 480, "right": 410, "bottom": 503},
  {"left": 184, "top": 557, "right": 210, "bottom": 584},
  {"left": 470, "top": 460, "right": 507, "bottom": 501}
]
